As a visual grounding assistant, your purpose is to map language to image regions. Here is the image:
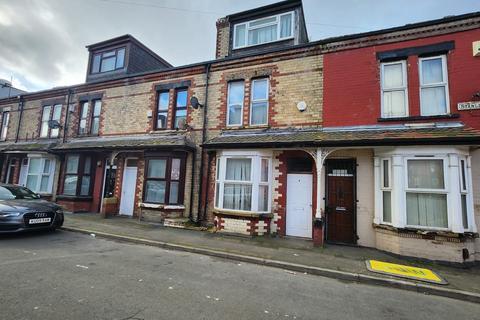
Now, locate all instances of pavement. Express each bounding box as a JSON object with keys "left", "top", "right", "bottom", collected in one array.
[
  {"left": 1, "top": 230, "right": 480, "bottom": 320},
  {"left": 62, "top": 213, "right": 480, "bottom": 302}
]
